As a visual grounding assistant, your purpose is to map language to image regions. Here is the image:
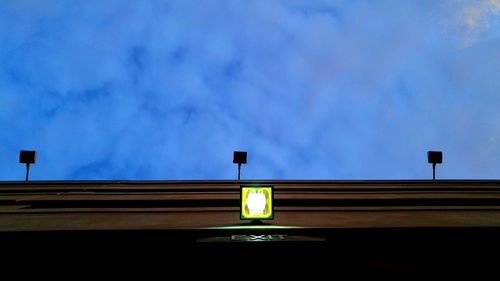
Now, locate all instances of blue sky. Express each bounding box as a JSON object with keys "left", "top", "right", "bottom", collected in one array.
[{"left": 0, "top": 0, "right": 499, "bottom": 180}]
